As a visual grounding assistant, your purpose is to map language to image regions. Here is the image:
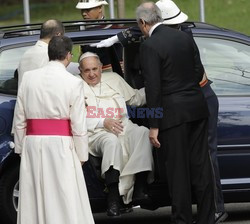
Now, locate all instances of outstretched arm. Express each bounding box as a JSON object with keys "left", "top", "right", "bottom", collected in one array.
[
  {"left": 90, "top": 26, "right": 143, "bottom": 48},
  {"left": 90, "top": 35, "right": 119, "bottom": 48}
]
